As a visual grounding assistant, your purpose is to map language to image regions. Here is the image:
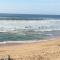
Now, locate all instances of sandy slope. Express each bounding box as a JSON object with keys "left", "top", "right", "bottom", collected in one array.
[{"left": 0, "top": 38, "right": 60, "bottom": 60}]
